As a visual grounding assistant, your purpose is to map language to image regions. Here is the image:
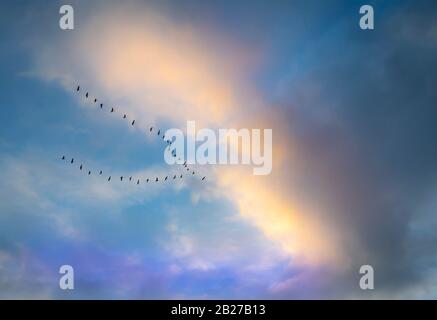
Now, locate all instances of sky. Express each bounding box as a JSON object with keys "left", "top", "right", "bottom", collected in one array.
[{"left": 0, "top": 0, "right": 437, "bottom": 299}]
